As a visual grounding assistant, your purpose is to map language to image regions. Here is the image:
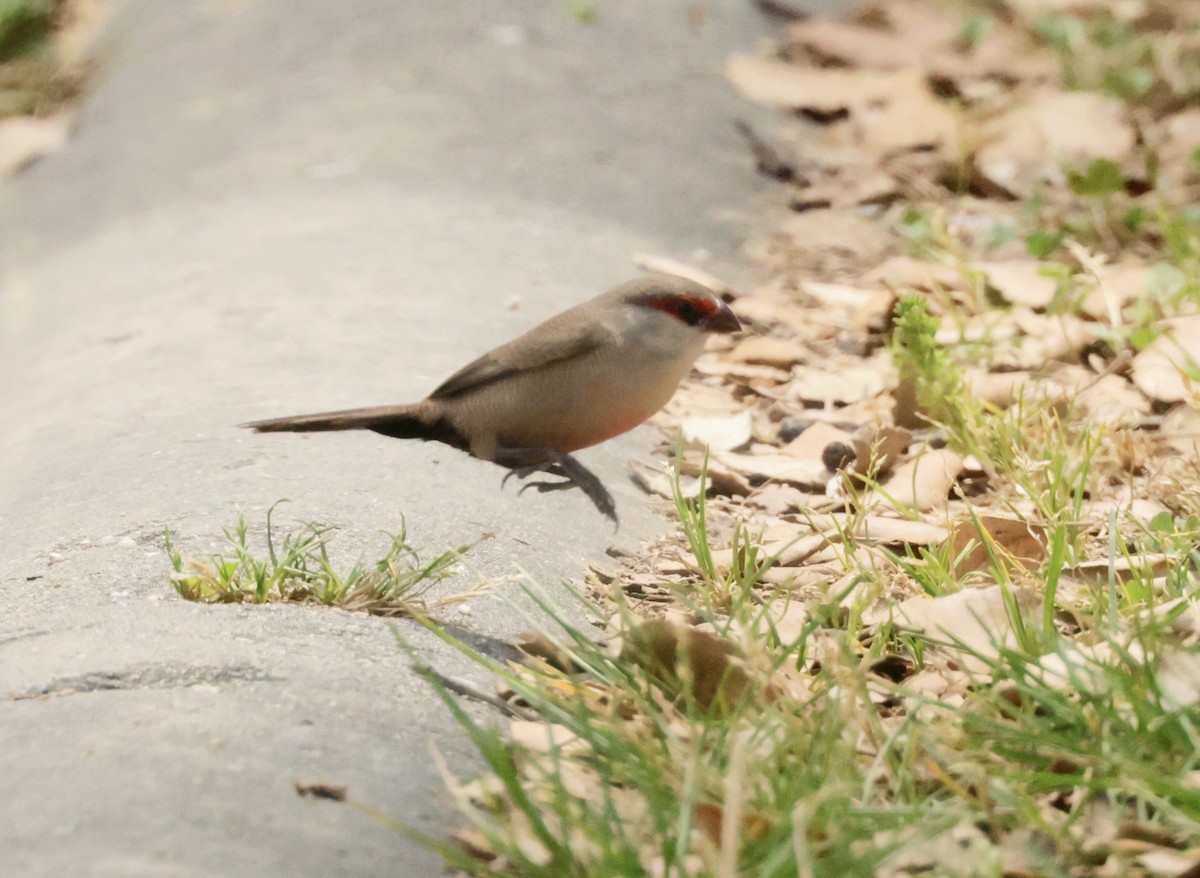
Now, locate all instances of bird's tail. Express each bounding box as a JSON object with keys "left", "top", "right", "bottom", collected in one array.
[{"left": 242, "top": 403, "right": 464, "bottom": 446}]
